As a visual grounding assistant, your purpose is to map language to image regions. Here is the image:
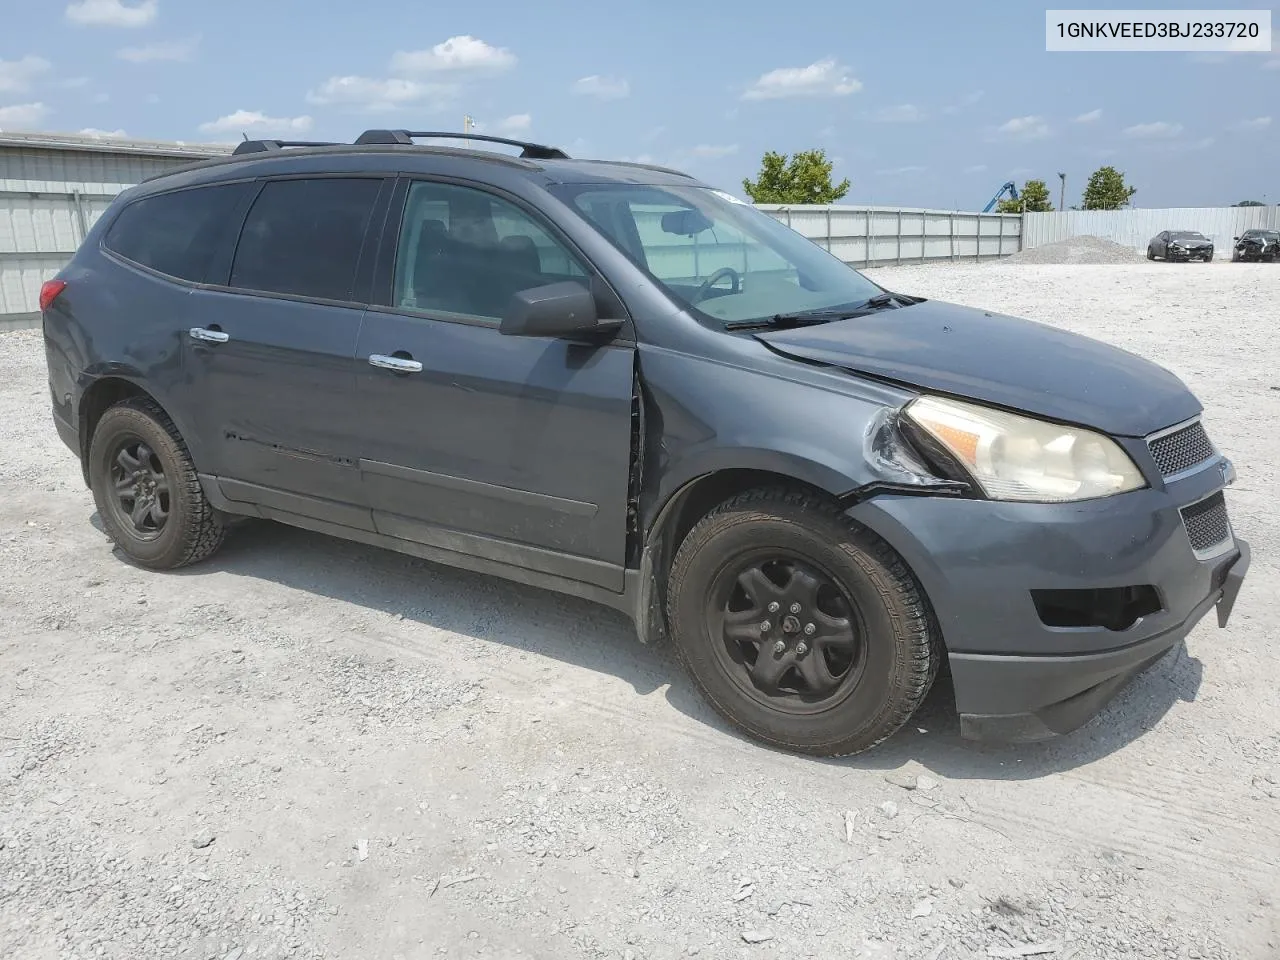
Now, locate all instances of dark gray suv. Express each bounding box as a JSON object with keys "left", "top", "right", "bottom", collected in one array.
[{"left": 40, "top": 130, "right": 1249, "bottom": 756}]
